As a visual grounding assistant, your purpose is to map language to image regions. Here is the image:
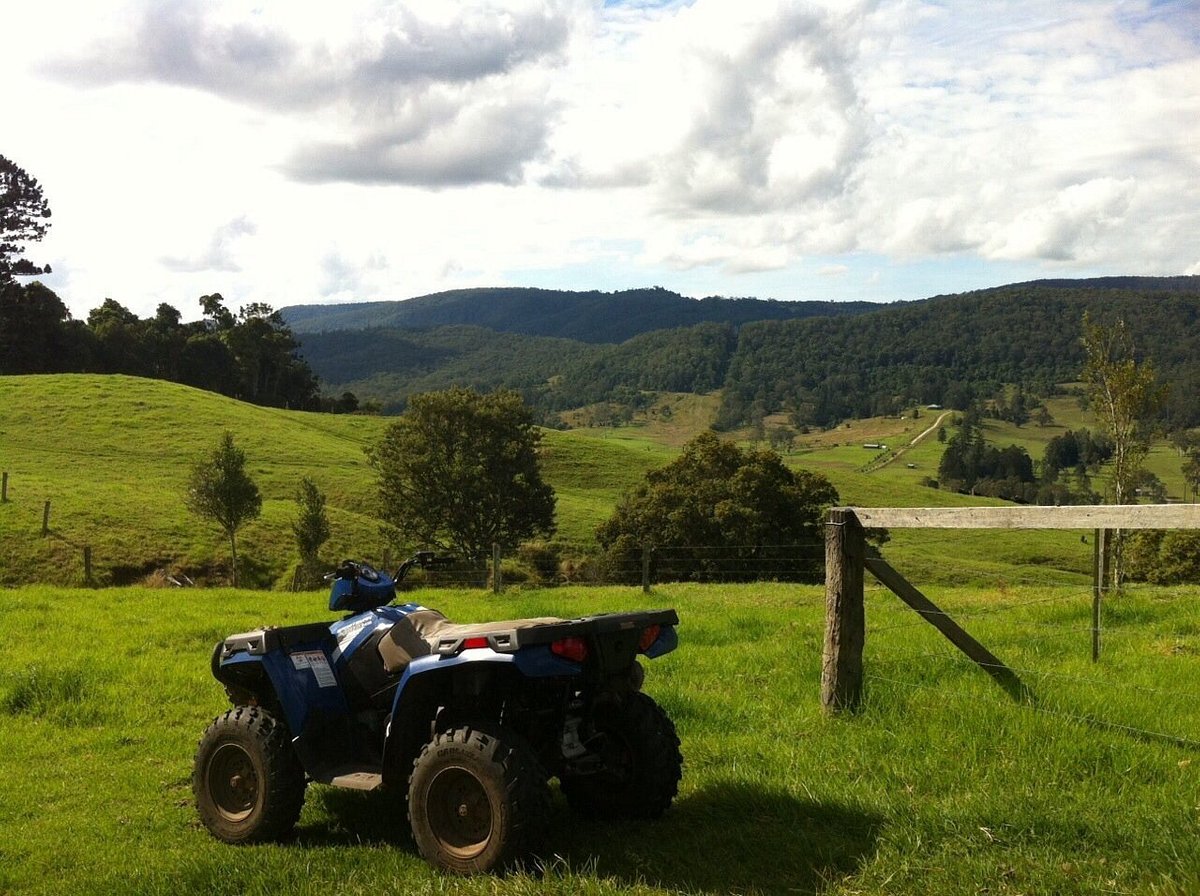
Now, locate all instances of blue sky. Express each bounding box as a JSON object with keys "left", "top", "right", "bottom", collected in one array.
[{"left": 3, "top": 0, "right": 1197, "bottom": 319}]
